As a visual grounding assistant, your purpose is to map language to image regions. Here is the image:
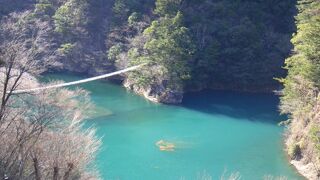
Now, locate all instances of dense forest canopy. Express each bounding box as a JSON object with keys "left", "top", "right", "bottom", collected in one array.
[
  {"left": 108, "top": 0, "right": 297, "bottom": 92},
  {"left": 0, "top": 0, "right": 297, "bottom": 96}
]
